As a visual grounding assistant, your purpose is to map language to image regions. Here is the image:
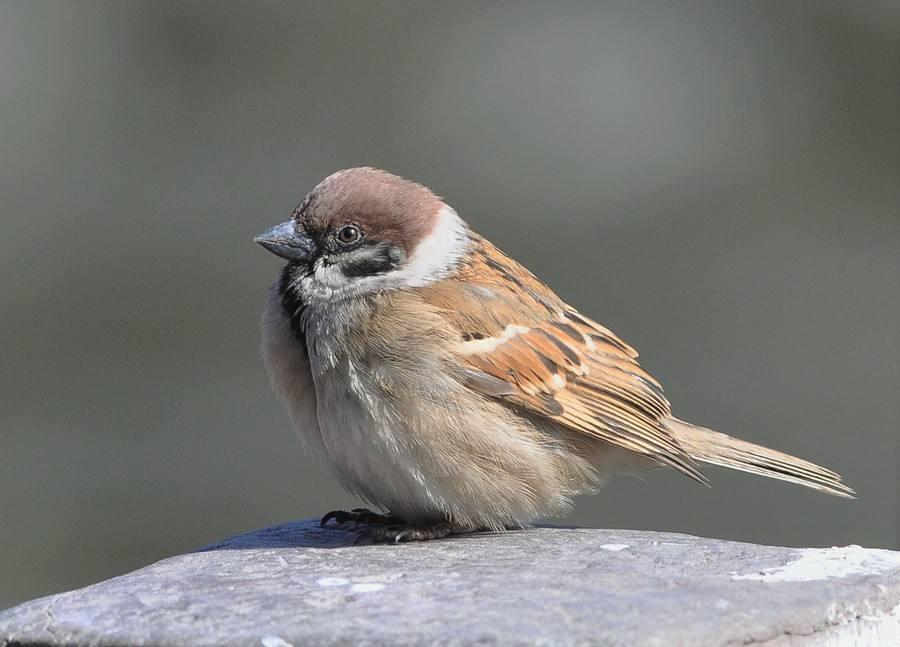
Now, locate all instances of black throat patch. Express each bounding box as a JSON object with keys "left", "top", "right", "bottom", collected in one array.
[{"left": 278, "top": 264, "right": 308, "bottom": 348}]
